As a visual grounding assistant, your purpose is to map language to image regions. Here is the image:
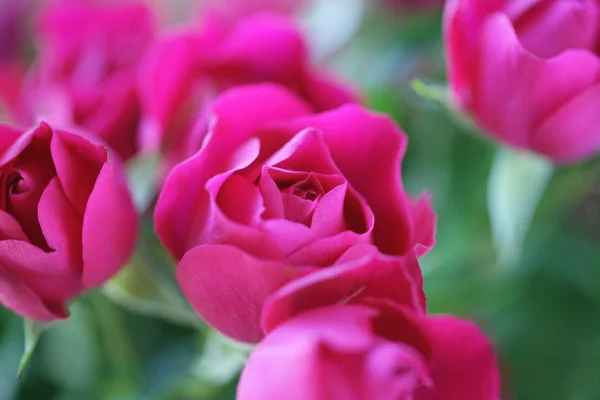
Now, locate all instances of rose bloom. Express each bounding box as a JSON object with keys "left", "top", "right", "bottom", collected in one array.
[
  {"left": 445, "top": 0, "right": 600, "bottom": 163},
  {"left": 0, "top": 122, "right": 137, "bottom": 321},
  {"left": 0, "top": 0, "right": 31, "bottom": 120},
  {"left": 239, "top": 302, "right": 500, "bottom": 400},
  {"left": 21, "top": 0, "right": 155, "bottom": 160},
  {"left": 155, "top": 84, "right": 436, "bottom": 342},
  {"left": 137, "top": 12, "right": 357, "bottom": 176}
]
